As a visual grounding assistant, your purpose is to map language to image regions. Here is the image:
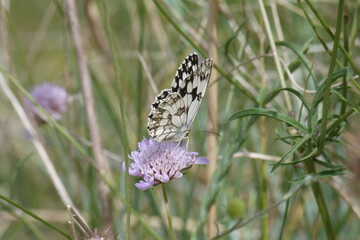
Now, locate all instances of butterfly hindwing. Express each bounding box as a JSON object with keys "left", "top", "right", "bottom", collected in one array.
[
  {"left": 148, "top": 92, "right": 186, "bottom": 141},
  {"left": 150, "top": 89, "right": 171, "bottom": 110}
]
